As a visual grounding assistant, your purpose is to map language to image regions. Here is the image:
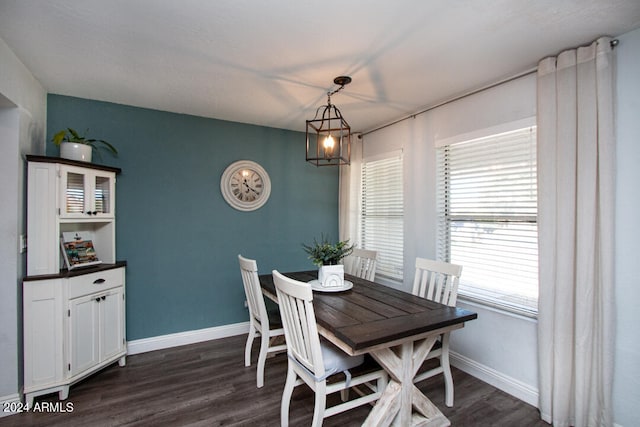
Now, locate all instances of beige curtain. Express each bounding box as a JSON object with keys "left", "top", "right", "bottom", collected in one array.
[
  {"left": 537, "top": 37, "right": 615, "bottom": 426},
  {"left": 338, "top": 134, "right": 362, "bottom": 243}
]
